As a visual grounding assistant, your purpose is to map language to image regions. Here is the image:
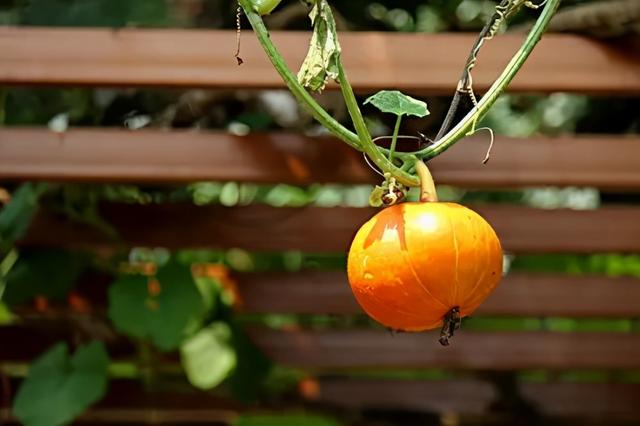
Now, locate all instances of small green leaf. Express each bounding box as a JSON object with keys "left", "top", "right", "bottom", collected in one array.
[
  {"left": 235, "top": 415, "right": 342, "bottom": 426},
  {"left": 108, "top": 260, "right": 205, "bottom": 351},
  {"left": 364, "top": 90, "right": 430, "bottom": 118},
  {"left": 297, "top": 0, "right": 342, "bottom": 92},
  {"left": 13, "top": 341, "right": 109, "bottom": 426},
  {"left": 181, "top": 322, "right": 237, "bottom": 390}
]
